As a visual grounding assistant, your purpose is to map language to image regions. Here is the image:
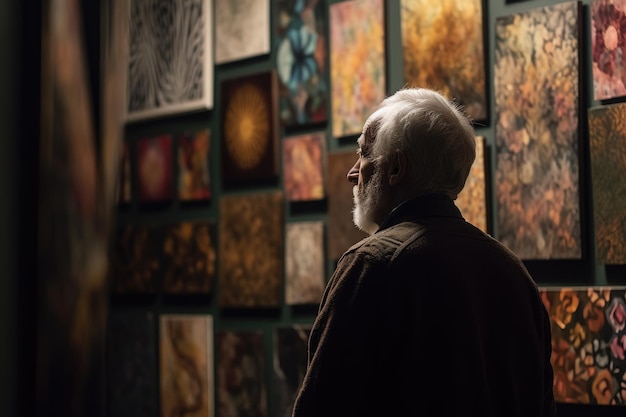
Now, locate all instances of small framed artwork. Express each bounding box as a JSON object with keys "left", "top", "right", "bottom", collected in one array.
[
  {"left": 282, "top": 132, "right": 326, "bottom": 202},
  {"left": 285, "top": 221, "right": 326, "bottom": 305},
  {"left": 126, "top": 0, "right": 213, "bottom": 121},
  {"left": 178, "top": 129, "right": 211, "bottom": 201},
  {"left": 136, "top": 134, "right": 174, "bottom": 203},
  {"left": 591, "top": 0, "right": 626, "bottom": 100},
  {"left": 214, "top": 0, "right": 270, "bottom": 64}
]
